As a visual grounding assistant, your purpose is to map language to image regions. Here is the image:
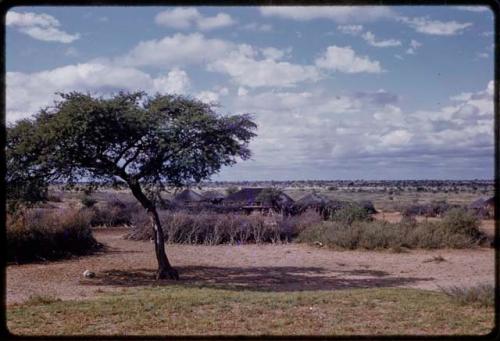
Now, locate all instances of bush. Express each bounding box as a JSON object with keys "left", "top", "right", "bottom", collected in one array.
[
  {"left": 279, "top": 209, "right": 323, "bottom": 241},
  {"left": 126, "top": 210, "right": 321, "bottom": 245},
  {"left": 7, "top": 208, "right": 101, "bottom": 263},
  {"left": 330, "top": 203, "right": 372, "bottom": 225},
  {"left": 88, "top": 200, "right": 142, "bottom": 227},
  {"left": 80, "top": 195, "right": 97, "bottom": 208},
  {"left": 298, "top": 207, "right": 487, "bottom": 250},
  {"left": 440, "top": 284, "right": 494, "bottom": 307}
]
